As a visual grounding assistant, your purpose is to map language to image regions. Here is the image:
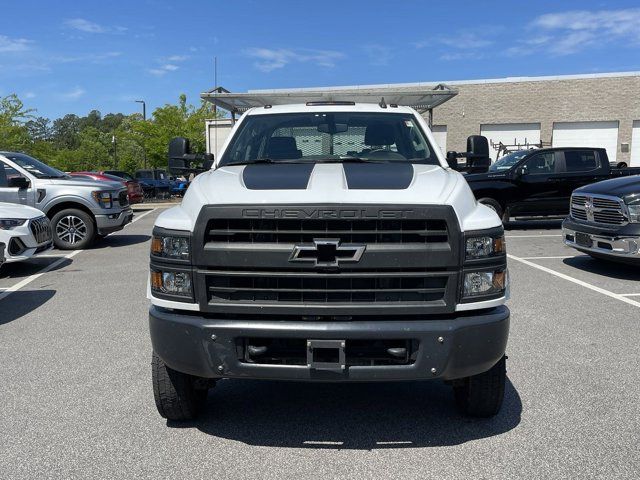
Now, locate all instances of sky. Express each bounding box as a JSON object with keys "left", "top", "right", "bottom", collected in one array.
[{"left": 1, "top": 0, "right": 640, "bottom": 120}]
